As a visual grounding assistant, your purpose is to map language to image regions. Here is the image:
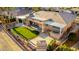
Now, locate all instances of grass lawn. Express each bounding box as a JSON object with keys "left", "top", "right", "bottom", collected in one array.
[{"left": 11, "top": 26, "right": 39, "bottom": 40}]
